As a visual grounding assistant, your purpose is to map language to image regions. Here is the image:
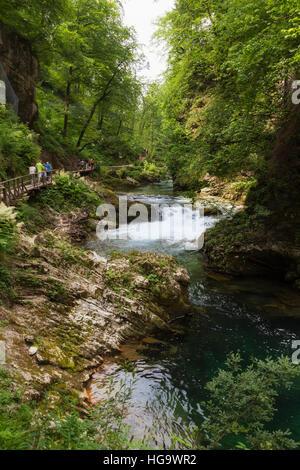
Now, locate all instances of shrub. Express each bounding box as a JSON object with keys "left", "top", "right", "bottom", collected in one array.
[
  {"left": 0, "top": 204, "right": 18, "bottom": 256},
  {"left": 37, "top": 173, "right": 101, "bottom": 211},
  {"left": 16, "top": 202, "right": 47, "bottom": 234},
  {"left": 0, "top": 107, "right": 41, "bottom": 179},
  {"left": 0, "top": 368, "right": 146, "bottom": 450},
  {"left": 174, "top": 354, "right": 300, "bottom": 450}
]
